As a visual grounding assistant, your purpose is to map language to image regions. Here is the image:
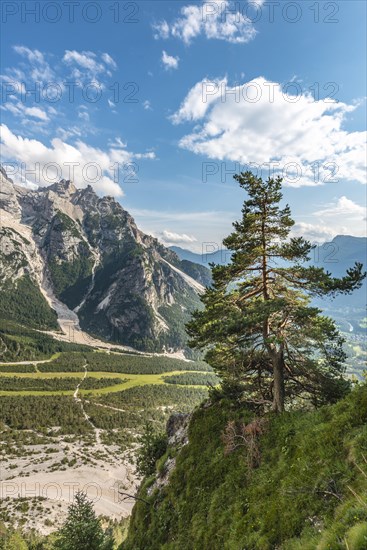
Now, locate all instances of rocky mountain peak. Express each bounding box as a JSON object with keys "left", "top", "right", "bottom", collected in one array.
[
  {"left": 0, "top": 165, "right": 21, "bottom": 219},
  {"left": 48, "top": 179, "right": 77, "bottom": 197},
  {"left": 0, "top": 164, "right": 13, "bottom": 183},
  {"left": 0, "top": 169, "right": 210, "bottom": 353}
]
